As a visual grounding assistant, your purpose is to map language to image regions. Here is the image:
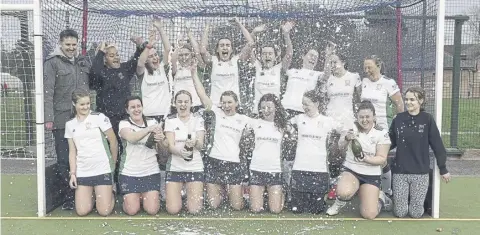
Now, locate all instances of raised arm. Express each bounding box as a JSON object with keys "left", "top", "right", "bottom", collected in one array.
[
  {"left": 89, "top": 42, "right": 107, "bottom": 90},
  {"left": 153, "top": 19, "right": 172, "bottom": 64},
  {"left": 235, "top": 17, "right": 255, "bottom": 61},
  {"left": 187, "top": 28, "right": 206, "bottom": 69},
  {"left": 190, "top": 65, "right": 213, "bottom": 110},
  {"left": 137, "top": 26, "right": 159, "bottom": 76},
  {"left": 281, "top": 21, "right": 294, "bottom": 71},
  {"left": 200, "top": 23, "right": 212, "bottom": 64},
  {"left": 125, "top": 37, "right": 145, "bottom": 76}
]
